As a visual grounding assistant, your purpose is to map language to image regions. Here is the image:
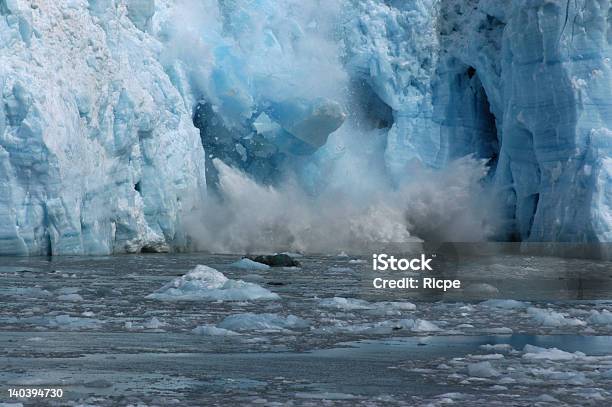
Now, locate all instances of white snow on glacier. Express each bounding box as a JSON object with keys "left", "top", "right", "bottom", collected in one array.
[{"left": 1, "top": 0, "right": 611, "bottom": 255}]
